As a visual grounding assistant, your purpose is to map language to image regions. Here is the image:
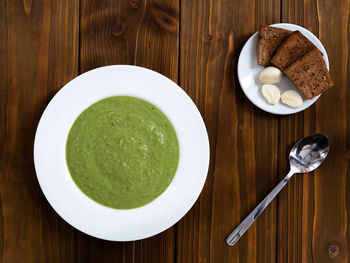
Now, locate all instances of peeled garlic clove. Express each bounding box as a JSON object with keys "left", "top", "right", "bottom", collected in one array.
[
  {"left": 261, "top": 84, "right": 280, "bottom": 105},
  {"left": 259, "top": 66, "right": 283, "bottom": 84},
  {"left": 281, "top": 90, "right": 303, "bottom": 108}
]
